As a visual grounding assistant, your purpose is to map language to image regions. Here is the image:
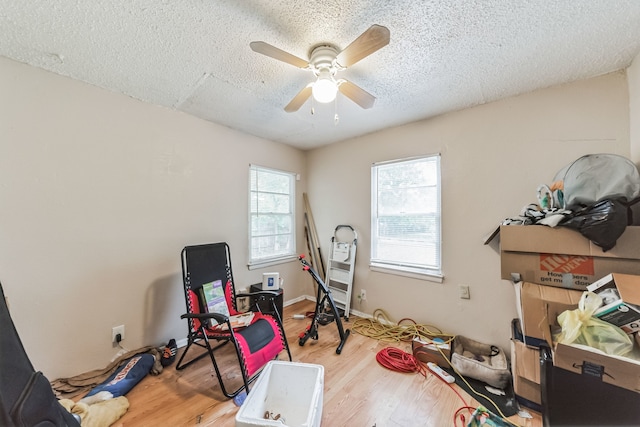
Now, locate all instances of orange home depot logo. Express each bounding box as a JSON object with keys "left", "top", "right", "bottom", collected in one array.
[{"left": 539, "top": 254, "right": 594, "bottom": 275}]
